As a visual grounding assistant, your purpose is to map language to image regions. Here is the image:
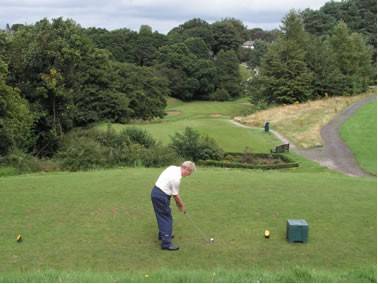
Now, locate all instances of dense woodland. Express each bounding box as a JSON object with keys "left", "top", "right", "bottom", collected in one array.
[{"left": 0, "top": 0, "right": 376, "bottom": 164}]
